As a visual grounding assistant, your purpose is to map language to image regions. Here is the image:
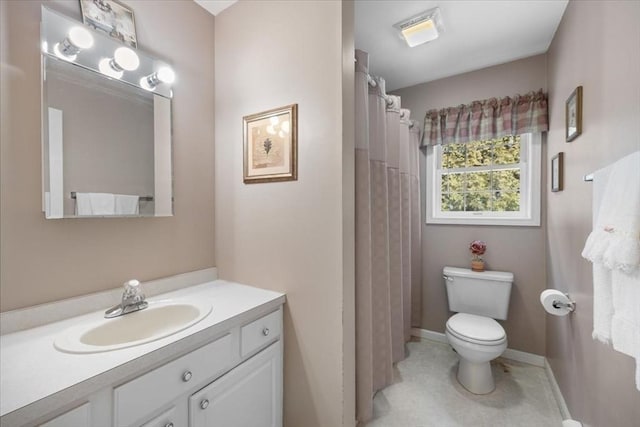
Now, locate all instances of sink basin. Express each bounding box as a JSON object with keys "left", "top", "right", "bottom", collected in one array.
[{"left": 54, "top": 300, "right": 213, "bottom": 354}]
